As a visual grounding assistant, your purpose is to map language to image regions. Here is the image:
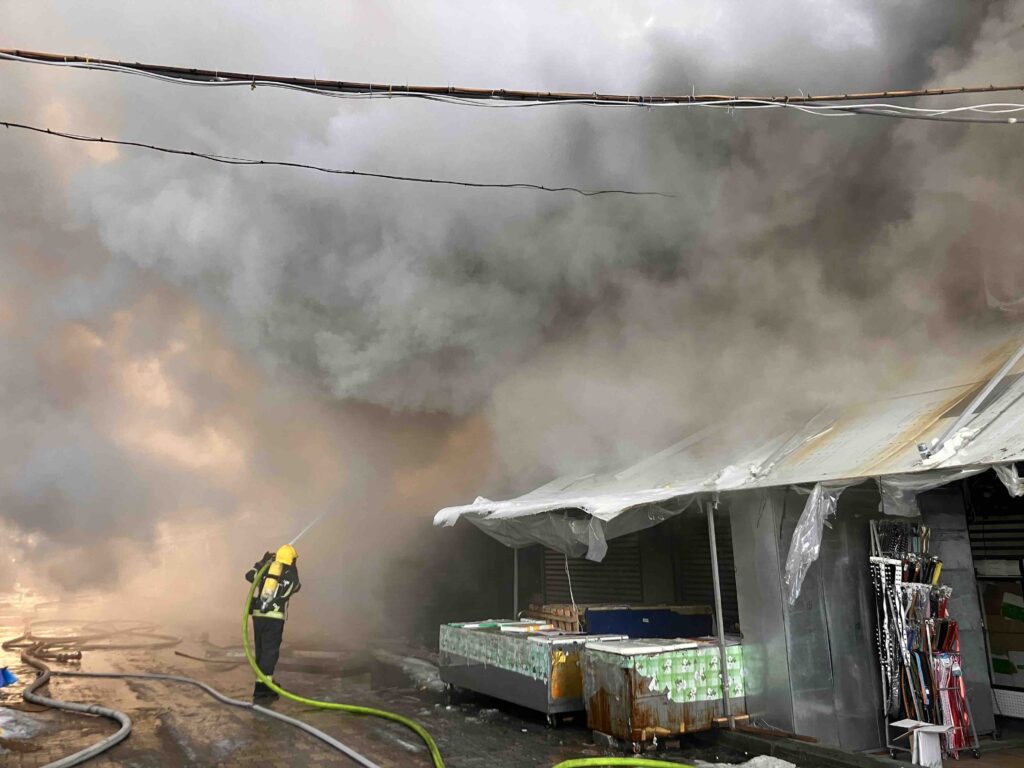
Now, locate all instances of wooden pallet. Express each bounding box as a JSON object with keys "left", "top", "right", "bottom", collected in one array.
[{"left": 522, "top": 604, "right": 581, "bottom": 631}]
